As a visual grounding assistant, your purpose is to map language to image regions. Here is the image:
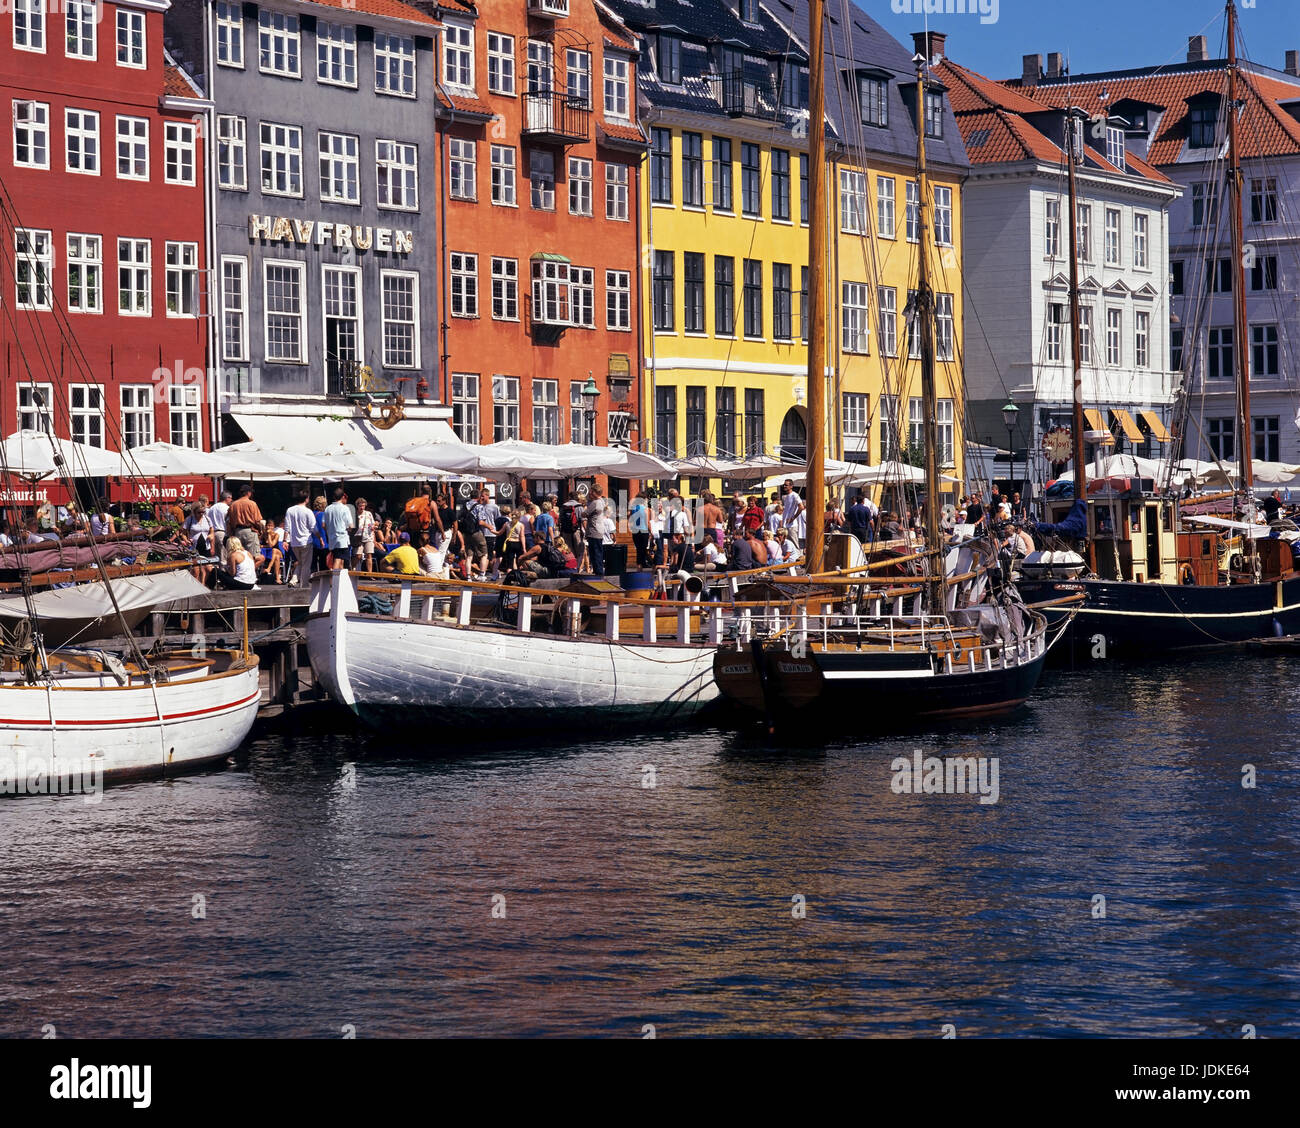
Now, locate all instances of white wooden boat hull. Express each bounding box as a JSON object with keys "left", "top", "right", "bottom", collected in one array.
[
  {"left": 0, "top": 658, "right": 261, "bottom": 793},
  {"left": 307, "top": 571, "right": 719, "bottom": 728}
]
